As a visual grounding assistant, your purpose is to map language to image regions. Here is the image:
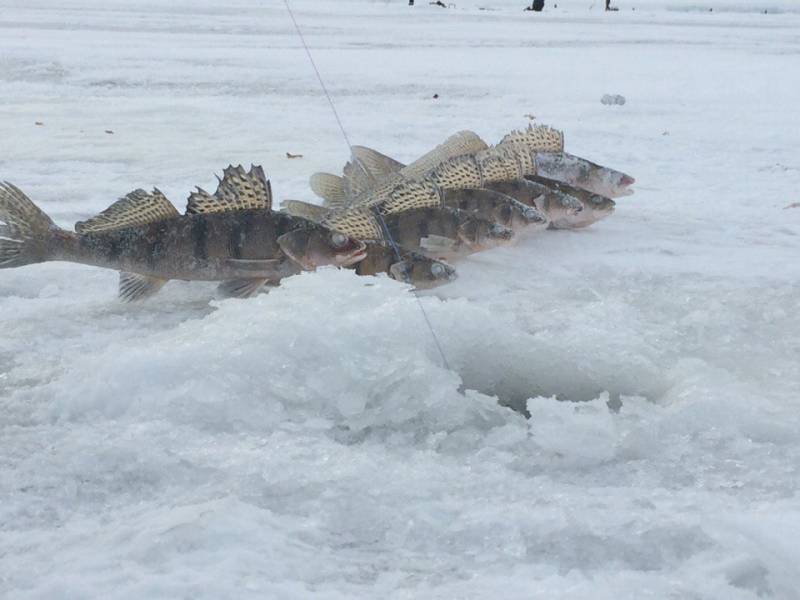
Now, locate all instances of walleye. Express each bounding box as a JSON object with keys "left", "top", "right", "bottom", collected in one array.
[
  {"left": 483, "top": 179, "right": 585, "bottom": 230},
  {"left": 283, "top": 199, "right": 511, "bottom": 263},
  {"left": 533, "top": 152, "right": 634, "bottom": 198},
  {"left": 0, "top": 166, "right": 366, "bottom": 301},
  {"left": 525, "top": 175, "right": 615, "bottom": 228},
  {"left": 354, "top": 243, "right": 457, "bottom": 290},
  {"left": 285, "top": 186, "right": 549, "bottom": 236}
]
